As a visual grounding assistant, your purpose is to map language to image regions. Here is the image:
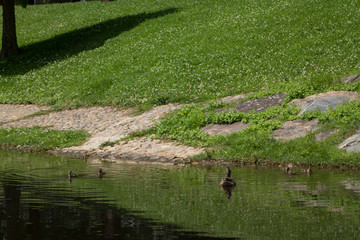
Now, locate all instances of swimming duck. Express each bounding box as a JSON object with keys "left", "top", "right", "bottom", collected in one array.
[
  {"left": 82, "top": 153, "right": 90, "bottom": 162},
  {"left": 285, "top": 167, "right": 296, "bottom": 176},
  {"left": 301, "top": 167, "right": 312, "bottom": 175},
  {"left": 220, "top": 167, "right": 236, "bottom": 187},
  {"left": 281, "top": 165, "right": 288, "bottom": 172},
  {"left": 98, "top": 168, "right": 105, "bottom": 178},
  {"left": 68, "top": 170, "right": 78, "bottom": 178}
]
